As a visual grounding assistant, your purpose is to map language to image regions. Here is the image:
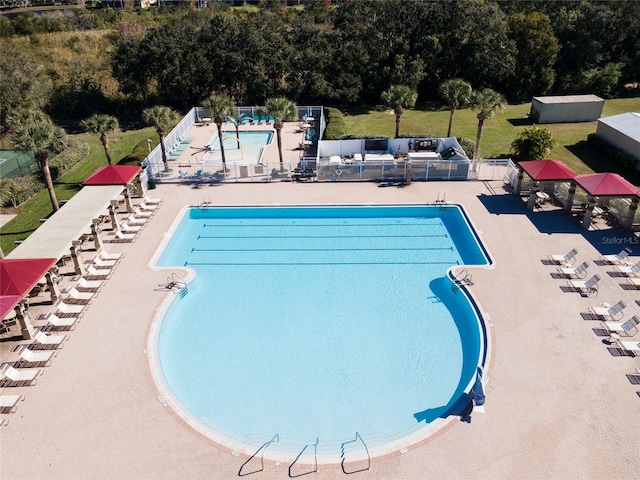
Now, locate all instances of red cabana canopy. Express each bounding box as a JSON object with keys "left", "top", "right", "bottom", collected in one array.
[
  {"left": 0, "top": 258, "right": 57, "bottom": 319},
  {"left": 574, "top": 172, "right": 640, "bottom": 197},
  {"left": 83, "top": 165, "right": 142, "bottom": 186},
  {"left": 519, "top": 160, "right": 577, "bottom": 182}
]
